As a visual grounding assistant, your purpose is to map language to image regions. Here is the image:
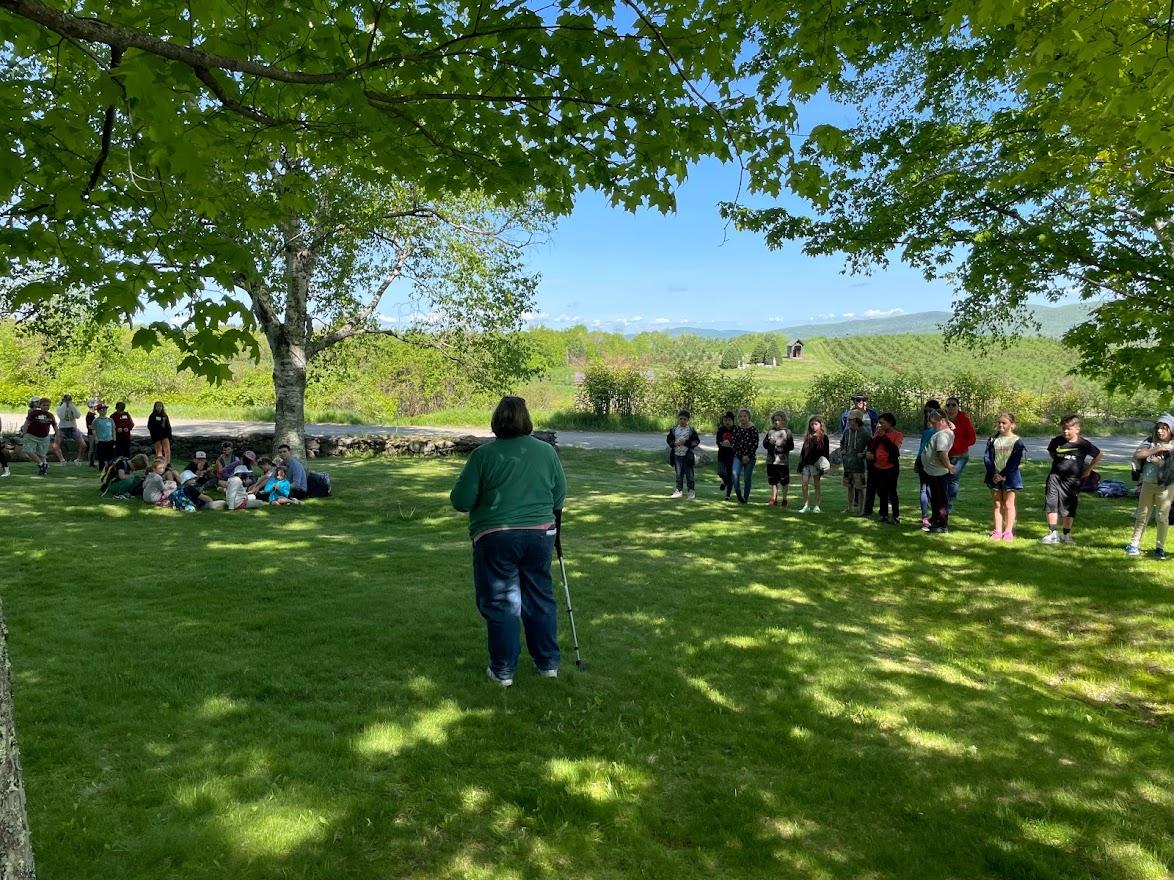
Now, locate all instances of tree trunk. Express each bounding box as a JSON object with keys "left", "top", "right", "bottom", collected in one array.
[
  {"left": 0, "top": 600, "right": 36, "bottom": 880},
  {"left": 271, "top": 337, "right": 308, "bottom": 457}
]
